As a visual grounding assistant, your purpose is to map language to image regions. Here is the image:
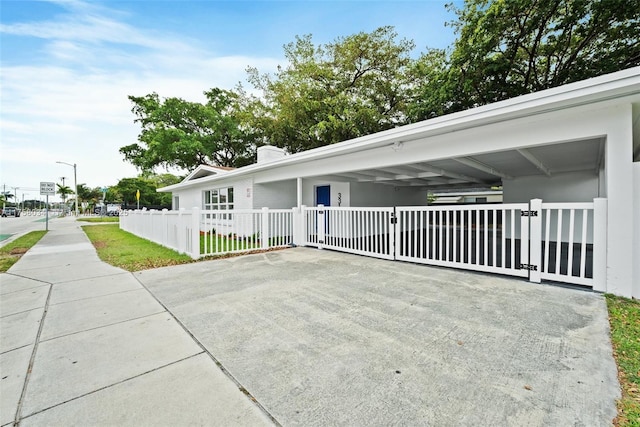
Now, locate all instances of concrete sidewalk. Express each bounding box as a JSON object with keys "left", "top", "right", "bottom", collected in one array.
[{"left": 0, "top": 218, "right": 274, "bottom": 426}]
